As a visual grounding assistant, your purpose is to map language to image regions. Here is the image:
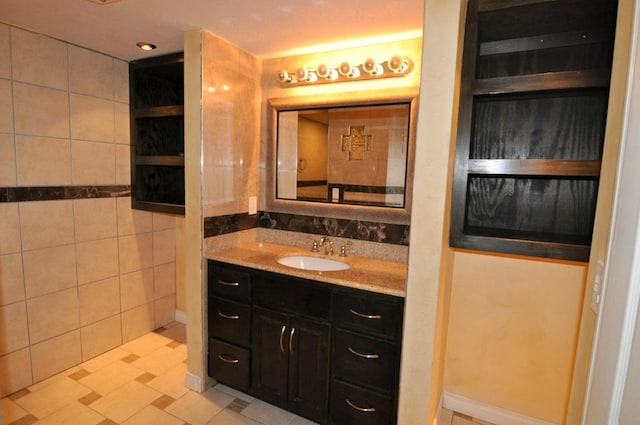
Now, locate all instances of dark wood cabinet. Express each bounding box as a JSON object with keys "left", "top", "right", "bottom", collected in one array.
[
  {"left": 450, "top": 0, "right": 618, "bottom": 261},
  {"left": 330, "top": 290, "right": 403, "bottom": 425},
  {"left": 129, "top": 52, "right": 185, "bottom": 215},
  {"left": 252, "top": 273, "right": 331, "bottom": 423},
  {"left": 206, "top": 259, "right": 404, "bottom": 425}
]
